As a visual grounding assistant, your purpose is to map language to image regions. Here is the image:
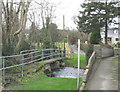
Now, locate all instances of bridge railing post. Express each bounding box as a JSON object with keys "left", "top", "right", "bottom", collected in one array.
[
  {"left": 20, "top": 52, "right": 24, "bottom": 77},
  {"left": 60, "top": 49, "right": 62, "bottom": 57},
  {"left": 50, "top": 49, "right": 53, "bottom": 59},
  {"left": 63, "top": 40, "right": 66, "bottom": 57},
  {"left": 42, "top": 49, "right": 44, "bottom": 61}
]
